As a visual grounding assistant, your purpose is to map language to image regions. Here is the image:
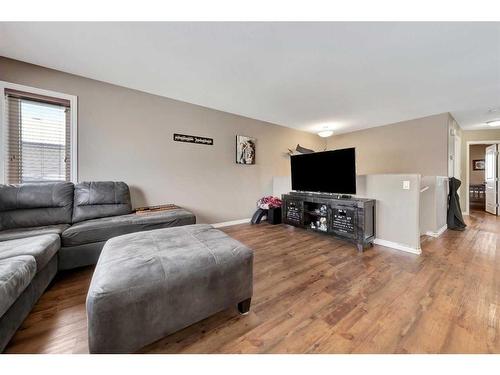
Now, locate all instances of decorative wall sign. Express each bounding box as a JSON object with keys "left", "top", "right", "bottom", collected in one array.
[
  {"left": 173, "top": 133, "right": 213, "bottom": 145},
  {"left": 473, "top": 159, "right": 485, "bottom": 171},
  {"left": 236, "top": 135, "right": 256, "bottom": 164}
]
